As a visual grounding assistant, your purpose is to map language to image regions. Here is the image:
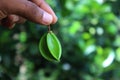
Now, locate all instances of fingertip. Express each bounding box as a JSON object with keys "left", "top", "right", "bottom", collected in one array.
[
  {"left": 52, "top": 15, "right": 58, "bottom": 24},
  {"left": 41, "top": 12, "right": 53, "bottom": 25},
  {"left": 31, "top": 0, "right": 58, "bottom": 24}
]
